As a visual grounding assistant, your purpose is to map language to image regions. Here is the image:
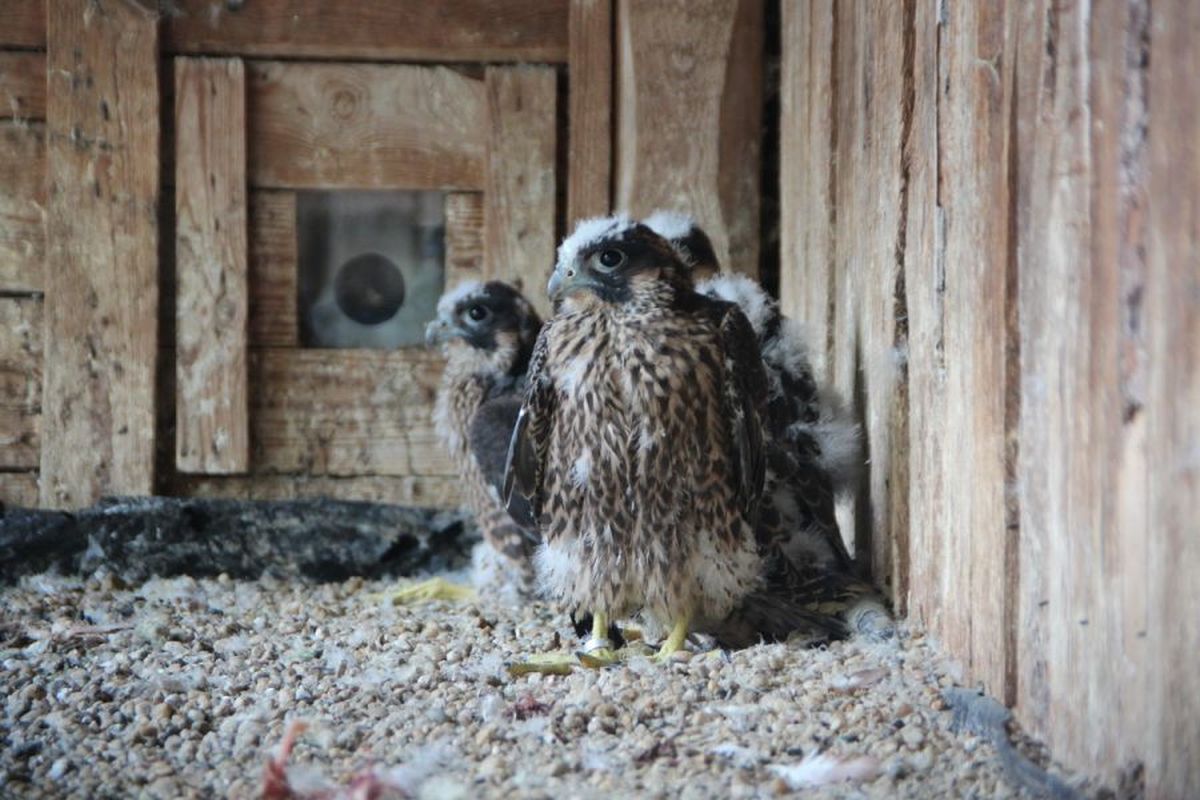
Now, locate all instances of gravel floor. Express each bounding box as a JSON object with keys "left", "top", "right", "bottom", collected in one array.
[{"left": 0, "top": 571, "right": 1081, "bottom": 799}]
